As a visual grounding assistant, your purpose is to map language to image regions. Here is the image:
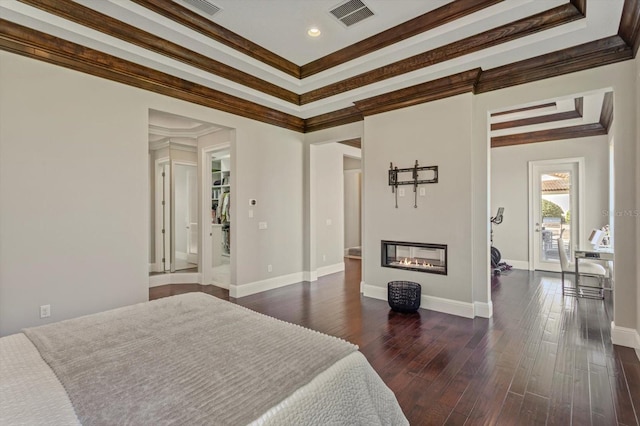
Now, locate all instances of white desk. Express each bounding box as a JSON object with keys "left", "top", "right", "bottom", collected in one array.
[{"left": 574, "top": 247, "right": 613, "bottom": 299}]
